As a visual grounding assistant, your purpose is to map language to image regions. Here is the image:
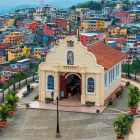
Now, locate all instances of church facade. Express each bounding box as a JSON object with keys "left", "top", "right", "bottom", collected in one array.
[{"left": 39, "top": 36, "right": 126, "bottom": 106}]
